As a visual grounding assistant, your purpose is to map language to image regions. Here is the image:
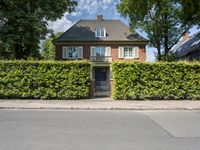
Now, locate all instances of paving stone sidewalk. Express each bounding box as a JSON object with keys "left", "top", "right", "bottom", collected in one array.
[{"left": 0, "top": 98, "right": 200, "bottom": 110}]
